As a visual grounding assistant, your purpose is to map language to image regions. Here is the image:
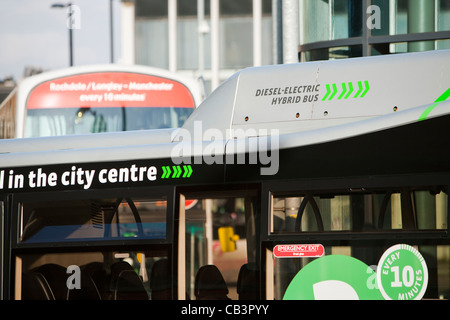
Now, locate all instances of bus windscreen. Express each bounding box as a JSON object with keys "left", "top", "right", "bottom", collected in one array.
[{"left": 25, "top": 72, "right": 196, "bottom": 137}]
